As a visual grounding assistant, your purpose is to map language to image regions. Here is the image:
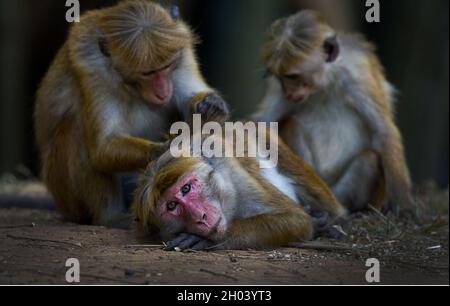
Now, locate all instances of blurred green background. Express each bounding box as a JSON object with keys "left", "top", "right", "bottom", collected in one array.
[{"left": 0, "top": 0, "right": 448, "bottom": 187}]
